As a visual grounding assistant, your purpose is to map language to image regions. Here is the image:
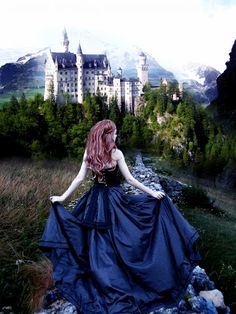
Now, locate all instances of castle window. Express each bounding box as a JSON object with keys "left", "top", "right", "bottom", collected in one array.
[
  {"left": 86, "top": 71, "right": 89, "bottom": 74},
  {"left": 75, "top": 88, "right": 77, "bottom": 92},
  {"left": 60, "top": 72, "right": 62, "bottom": 74},
  {"left": 71, "top": 89, "right": 74, "bottom": 92},
  {"left": 67, "top": 89, "right": 70, "bottom": 92},
  {"left": 71, "top": 83, "right": 73, "bottom": 86},
  {"left": 75, "top": 71, "right": 77, "bottom": 74},
  {"left": 65, "top": 72, "right": 67, "bottom": 75},
  {"left": 67, "top": 83, "right": 69, "bottom": 86}
]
